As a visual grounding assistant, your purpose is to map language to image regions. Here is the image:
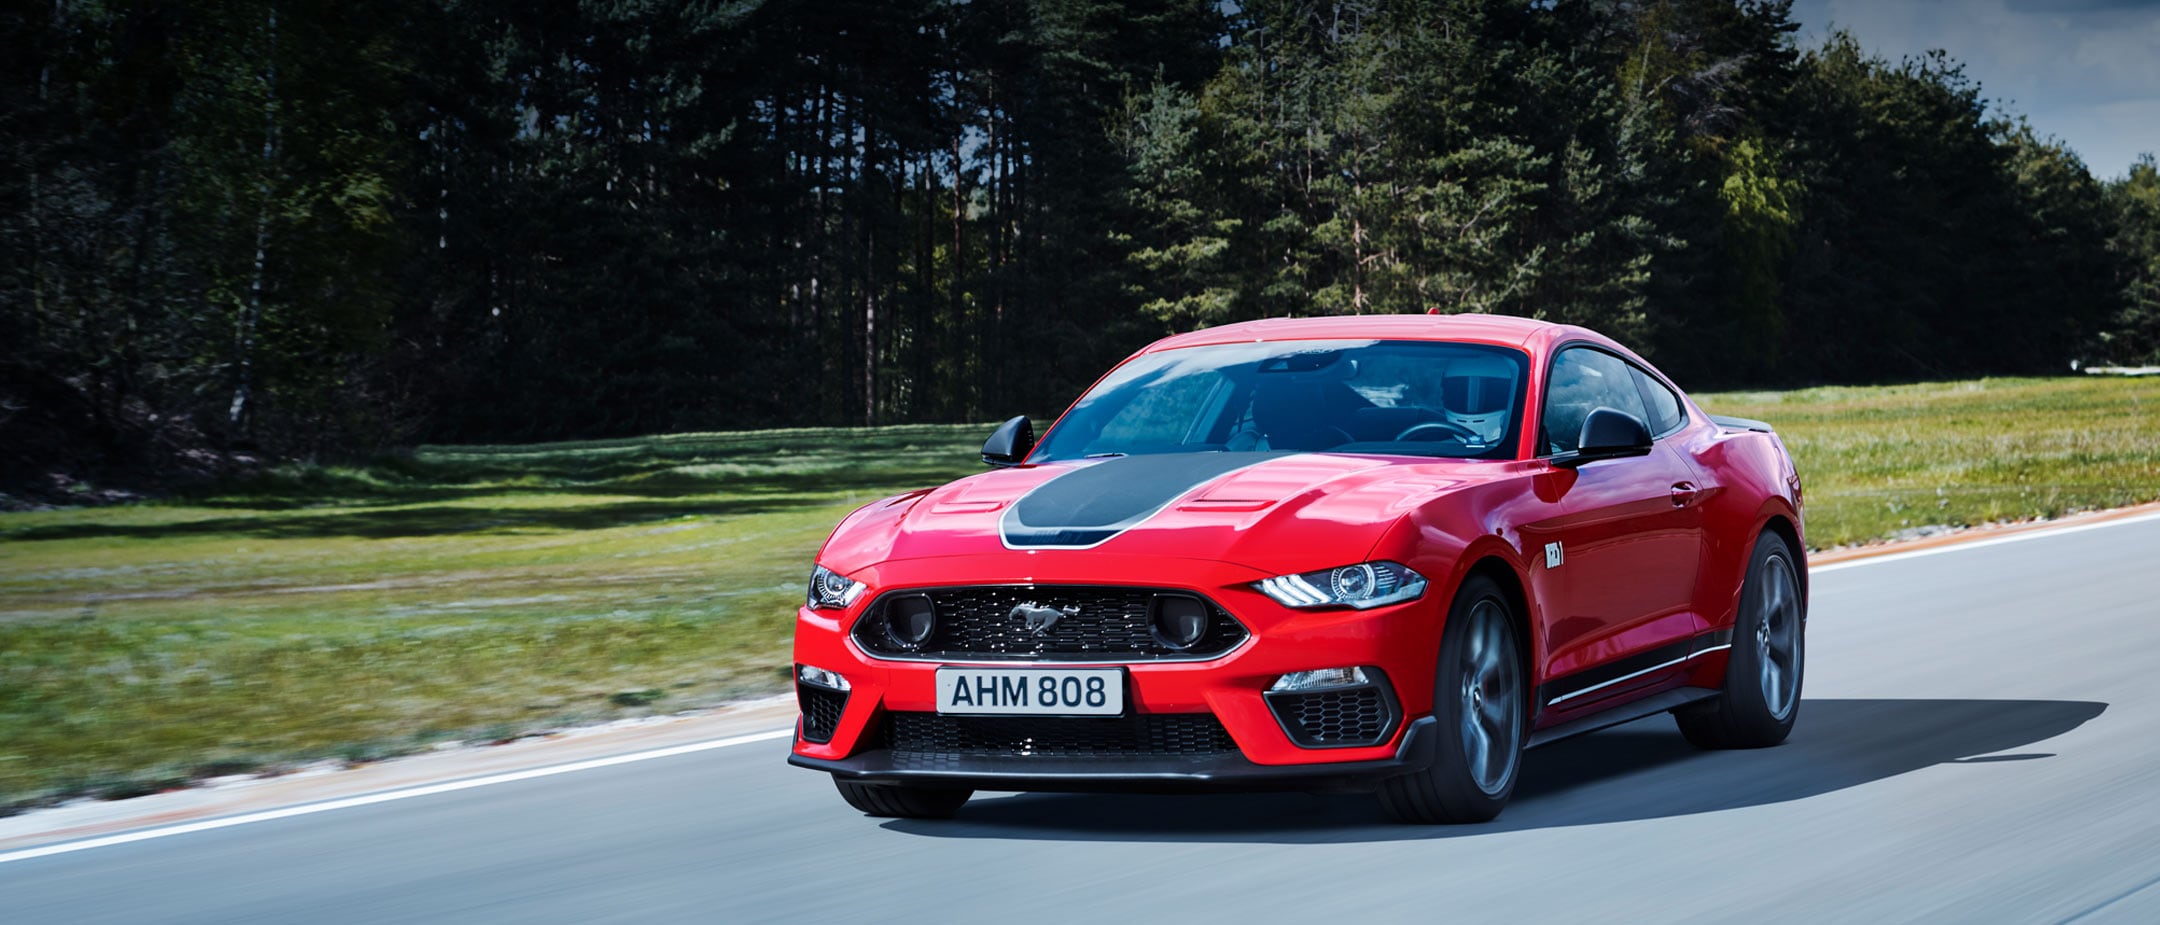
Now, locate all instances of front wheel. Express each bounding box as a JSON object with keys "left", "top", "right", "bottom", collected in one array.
[
  {"left": 1674, "top": 530, "right": 1804, "bottom": 749},
  {"left": 1379, "top": 574, "right": 1526, "bottom": 824},
  {"left": 833, "top": 778, "right": 972, "bottom": 819}
]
